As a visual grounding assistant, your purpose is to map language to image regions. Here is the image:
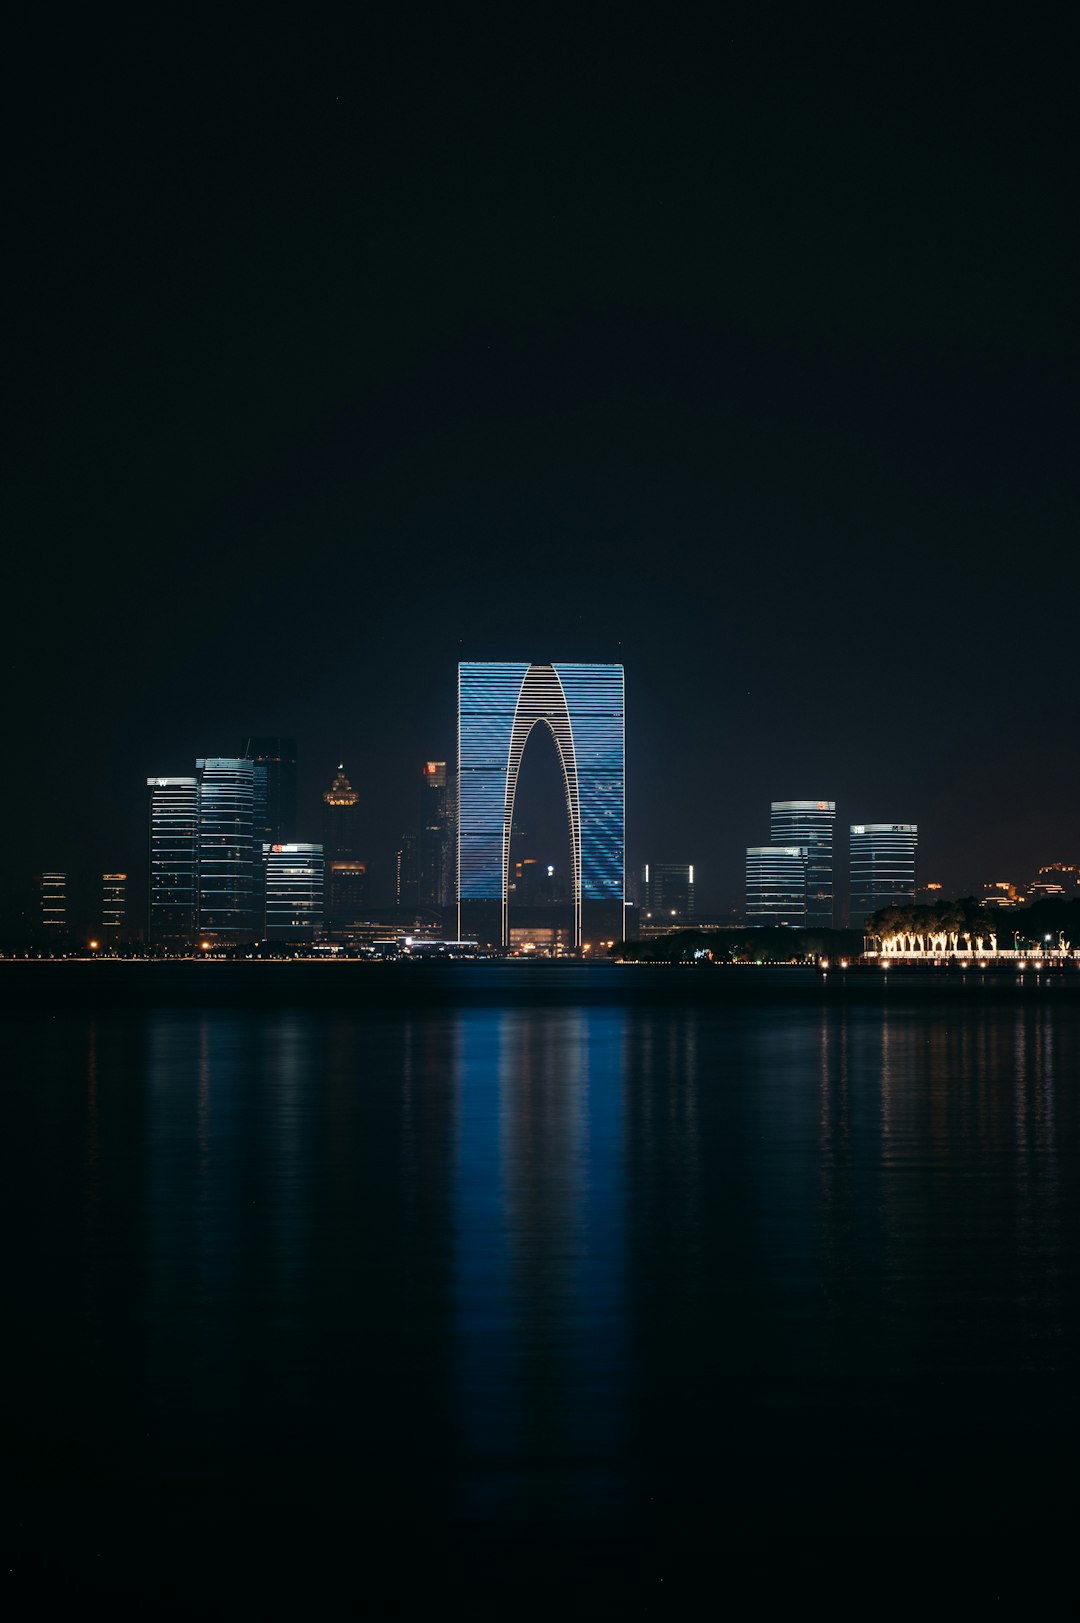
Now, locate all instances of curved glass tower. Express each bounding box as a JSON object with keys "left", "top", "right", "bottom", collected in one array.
[
  {"left": 458, "top": 662, "right": 624, "bottom": 947},
  {"left": 770, "top": 800, "right": 835, "bottom": 928}
]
